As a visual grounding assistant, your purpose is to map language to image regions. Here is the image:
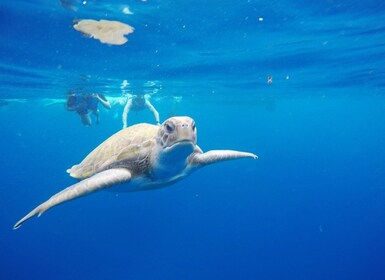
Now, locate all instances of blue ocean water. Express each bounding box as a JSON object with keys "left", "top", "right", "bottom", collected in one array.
[{"left": 1, "top": 0, "right": 385, "bottom": 279}]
